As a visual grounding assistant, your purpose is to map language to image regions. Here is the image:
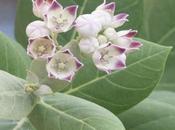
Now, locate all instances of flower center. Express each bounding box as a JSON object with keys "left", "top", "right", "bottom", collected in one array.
[
  {"left": 38, "top": 45, "right": 46, "bottom": 52},
  {"left": 58, "top": 62, "right": 66, "bottom": 70},
  {"left": 100, "top": 50, "right": 113, "bottom": 64}
]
